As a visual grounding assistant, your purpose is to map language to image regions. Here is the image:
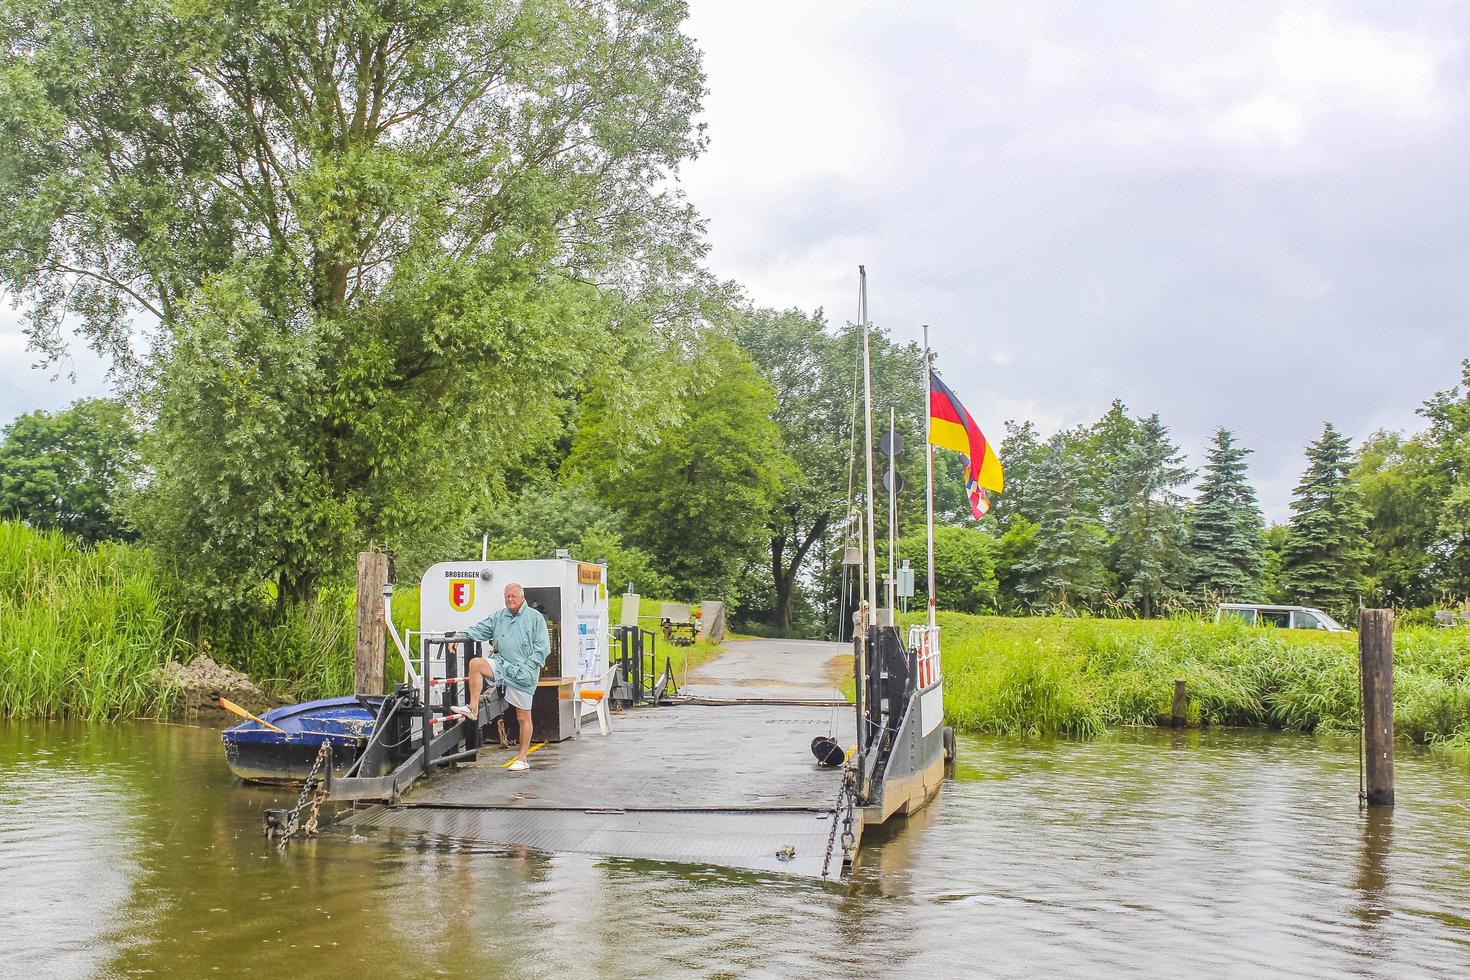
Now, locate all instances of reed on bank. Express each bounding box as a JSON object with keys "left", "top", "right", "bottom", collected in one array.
[
  {"left": 0, "top": 523, "right": 182, "bottom": 719},
  {"left": 929, "top": 611, "right": 1470, "bottom": 743}
]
